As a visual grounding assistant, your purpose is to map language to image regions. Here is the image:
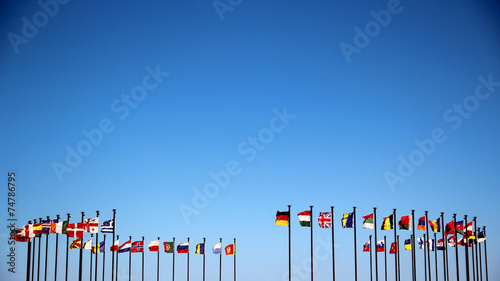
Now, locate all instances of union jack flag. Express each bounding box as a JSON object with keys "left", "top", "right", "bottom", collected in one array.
[{"left": 318, "top": 212, "right": 332, "bottom": 229}]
